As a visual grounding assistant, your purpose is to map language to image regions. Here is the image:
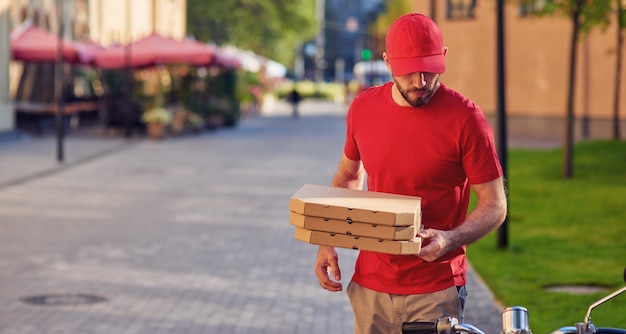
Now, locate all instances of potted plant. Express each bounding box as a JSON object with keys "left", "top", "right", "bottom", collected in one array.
[
  {"left": 169, "top": 105, "right": 186, "bottom": 135},
  {"left": 141, "top": 107, "right": 172, "bottom": 139}
]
